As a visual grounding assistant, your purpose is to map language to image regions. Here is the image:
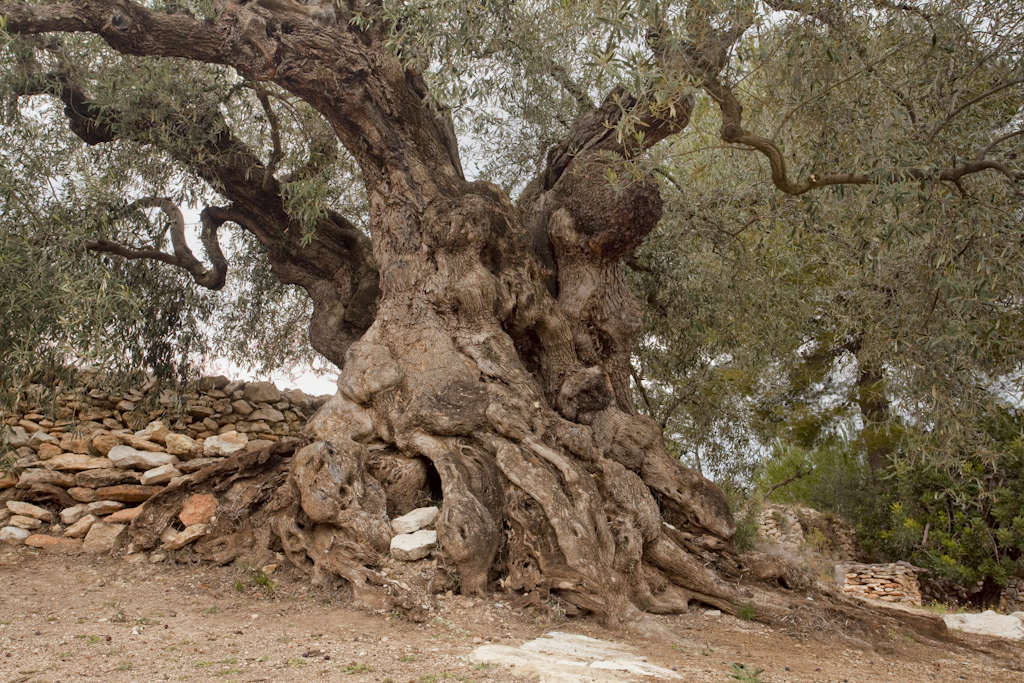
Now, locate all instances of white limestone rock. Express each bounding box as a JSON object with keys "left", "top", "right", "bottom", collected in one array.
[
  {"left": 140, "top": 464, "right": 181, "bottom": 486},
  {"left": 391, "top": 506, "right": 439, "bottom": 535},
  {"left": 203, "top": 431, "right": 248, "bottom": 456},
  {"left": 0, "top": 526, "right": 31, "bottom": 544},
  {"left": 470, "top": 632, "right": 681, "bottom": 683},
  {"left": 390, "top": 529, "right": 437, "bottom": 561},
  {"left": 107, "top": 445, "right": 179, "bottom": 470},
  {"left": 6, "top": 500, "right": 54, "bottom": 522},
  {"left": 161, "top": 523, "right": 209, "bottom": 550},
  {"left": 943, "top": 610, "right": 1024, "bottom": 640}
]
